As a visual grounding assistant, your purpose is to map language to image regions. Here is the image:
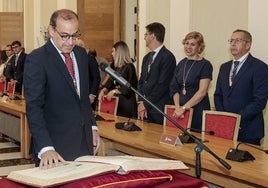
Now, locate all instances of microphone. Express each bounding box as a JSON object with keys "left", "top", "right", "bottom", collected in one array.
[
  {"left": 115, "top": 118, "right": 142, "bottom": 131},
  {"left": 225, "top": 142, "right": 268, "bottom": 162},
  {"left": 179, "top": 128, "right": 214, "bottom": 143},
  {"left": 99, "top": 63, "right": 131, "bottom": 88}
]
